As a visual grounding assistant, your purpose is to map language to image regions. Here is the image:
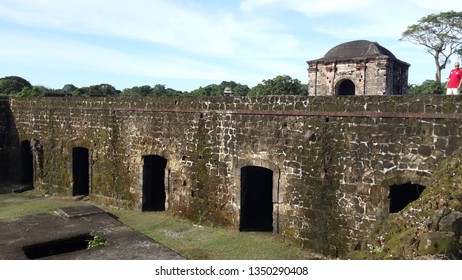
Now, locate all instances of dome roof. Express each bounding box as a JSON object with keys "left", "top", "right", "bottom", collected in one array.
[{"left": 321, "top": 40, "right": 397, "bottom": 61}]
